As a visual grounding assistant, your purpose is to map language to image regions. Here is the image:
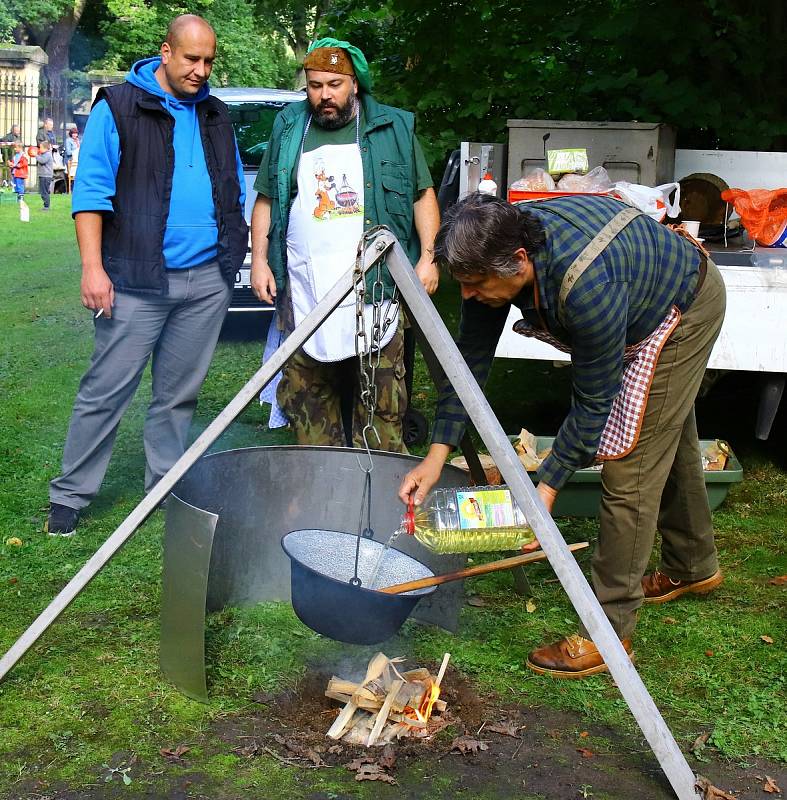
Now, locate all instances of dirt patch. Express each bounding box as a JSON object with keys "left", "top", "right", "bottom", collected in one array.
[{"left": 6, "top": 663, "right": 786, "bottom": 799}]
